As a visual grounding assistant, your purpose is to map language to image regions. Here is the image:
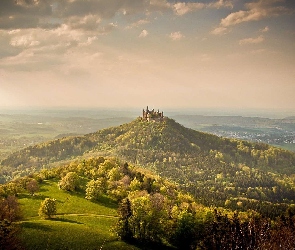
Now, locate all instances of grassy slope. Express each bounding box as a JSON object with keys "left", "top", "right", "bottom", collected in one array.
[{"left": 18, "top": 179, "right": 139, "bottom": 250}]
